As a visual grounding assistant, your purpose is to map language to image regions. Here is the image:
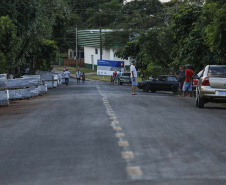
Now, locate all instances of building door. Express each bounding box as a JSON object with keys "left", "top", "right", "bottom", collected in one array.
[{"left": 91, "top": 55, "right": 94, "bottom": 70}]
